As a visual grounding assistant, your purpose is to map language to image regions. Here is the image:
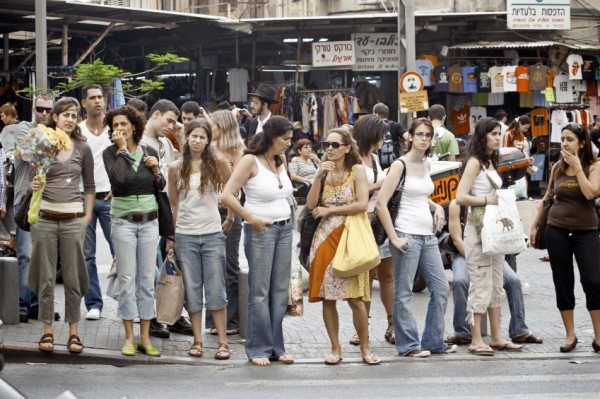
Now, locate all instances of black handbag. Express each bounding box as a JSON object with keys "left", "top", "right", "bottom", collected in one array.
[
  {"left": 534, "top": 162, "right": 559, "bottom": 250},
  {"left": 298, "top": 174, "right": 326, "bottom": 271},
  {"left": 370, "top": 159, "right": 406, "bottom": 246},
  {"left": 141, "top": 145, "right": 175, "bottom": 241},
  {"left": 14, "top": 191, "right": 33, "bottom": 232}
]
